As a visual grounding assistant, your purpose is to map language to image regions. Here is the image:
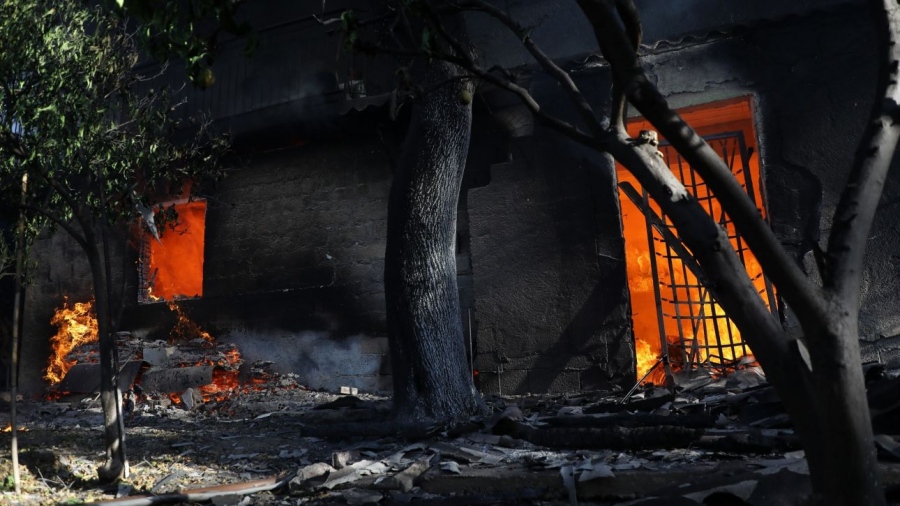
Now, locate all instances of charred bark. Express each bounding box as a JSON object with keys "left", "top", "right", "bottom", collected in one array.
[{"left": 384, "top": 59, "right": 485, "bottom": 424}]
